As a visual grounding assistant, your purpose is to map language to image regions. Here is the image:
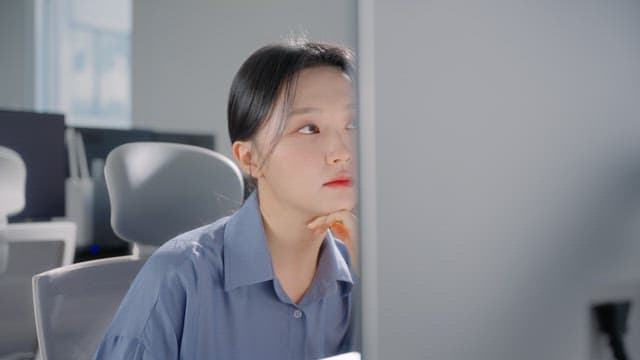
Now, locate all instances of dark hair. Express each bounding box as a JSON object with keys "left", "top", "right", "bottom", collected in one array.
[{"left": 227, "top": 40, "right": 355, "bottom": 167}]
